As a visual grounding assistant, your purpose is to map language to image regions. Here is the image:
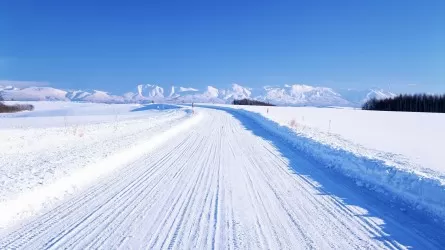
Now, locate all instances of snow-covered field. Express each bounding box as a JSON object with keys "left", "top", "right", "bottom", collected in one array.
[
  {"left": 0, "top": 102, "right": 195, "bottom": 226},
  {"left": 0, "top": 102, "right": 444, "bottom": 249},
  {"left": 204, "top": 104, "right": 445, "bottom": 218},
  {"left": 232, "top": 105, "right": 444, "bottom": 175}
]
